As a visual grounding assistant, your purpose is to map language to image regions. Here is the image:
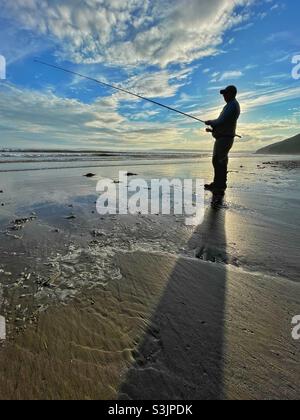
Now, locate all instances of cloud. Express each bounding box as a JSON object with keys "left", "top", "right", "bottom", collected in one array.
[
  {"left": 233, "top": 22, "right": 254, "bottom": 32},
  {"left": 2, "top": 0, "right": 254, "bottom": 68},
  {"left": 0, "top": 82, "right": 188, "bottom": 150},
  {"left": 239, "top": 86, "right": 300, "bottom": 111},
  {"left": 123, "top": 67, "right": 194, "bottom": 99},
  {"left": 208, "top": 69, "right": 243, "bottom": 83},
  {"left": 0, "top": 82, "right": 123, "bottom": 146},
  {"left": 266, "top": 31, "right": 300, "bottom": 47},
  {"left": 2, "top": 79, "right": 299, "bottom": 153},
  {"left": 0, "top": 20, "right": 49, "bottom": 65},
  {"left": 219, "top": 70, "right": 243, "bottom": 81}
]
